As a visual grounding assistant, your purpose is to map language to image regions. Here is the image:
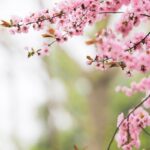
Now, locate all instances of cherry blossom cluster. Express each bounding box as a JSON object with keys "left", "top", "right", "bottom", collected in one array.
[
  {"left": 87, "top": 30, "right": 150, "bottom": 76},
  {"left": 116, "top": 0, "right": 150, "bottom": 36},
  {"left": 116, "top": 77, "right": 150, "bottom": 96},
  {"left": 116, "top": 77, "right": 150, "bottom": 108},
  {"left": 116, "top": 106, "right": 150, "bottom": 150},
  {"left": 1, "top": 0, "right": 150, "bottom": 58},
  {"left": 114, "top": 67, "right": 150, "bottom": 150},
  {"left": 1, "top": 0, "right": 136, "bottom": 57},
  {"left": 7, "top": 0, "right": 131, "bottom": 35}
]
